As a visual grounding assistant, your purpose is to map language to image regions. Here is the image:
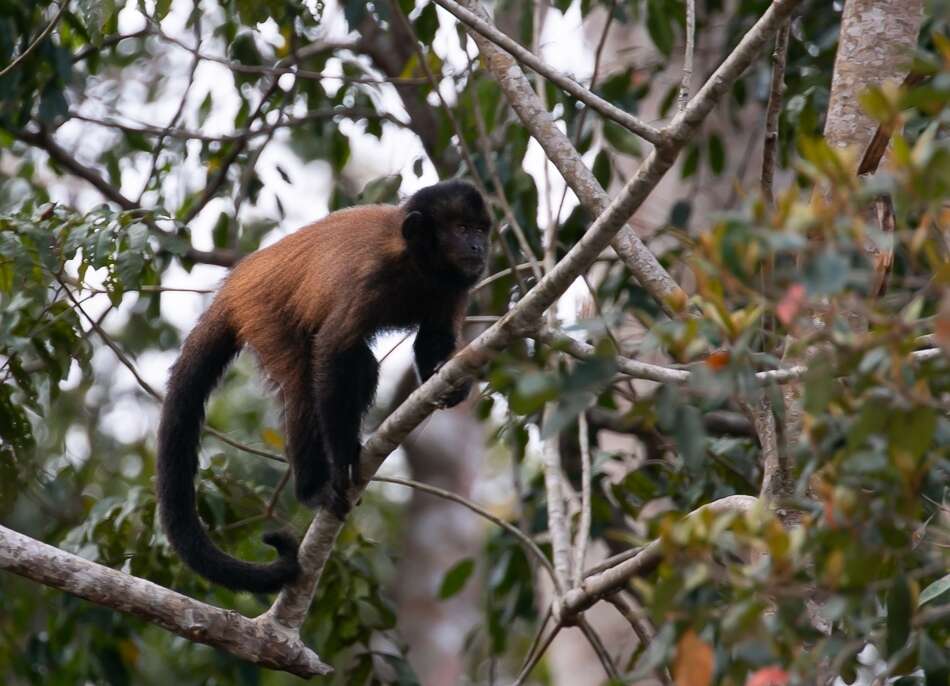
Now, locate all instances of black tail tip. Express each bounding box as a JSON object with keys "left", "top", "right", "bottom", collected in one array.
[{"left": 262, "top": 529, "right": 300, "bottom": 558}]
